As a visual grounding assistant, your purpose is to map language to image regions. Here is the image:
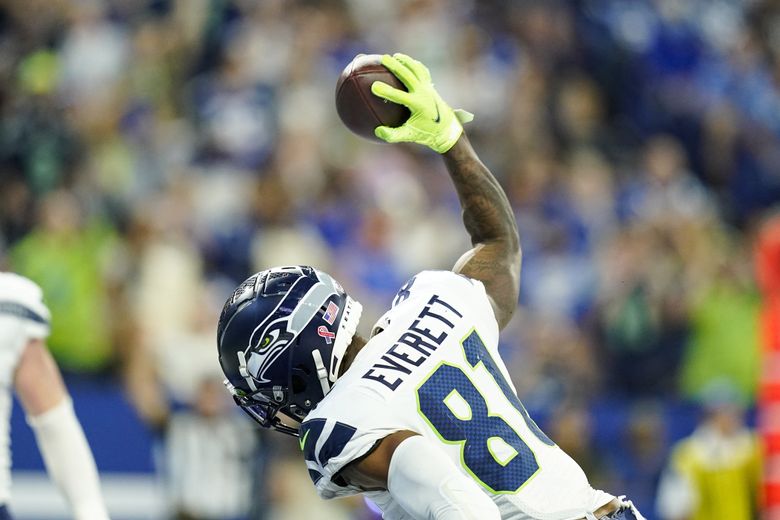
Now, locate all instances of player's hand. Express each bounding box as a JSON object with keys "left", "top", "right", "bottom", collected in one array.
[{"left": 371, "top": 53, "right": 473, "bottom": 154}]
